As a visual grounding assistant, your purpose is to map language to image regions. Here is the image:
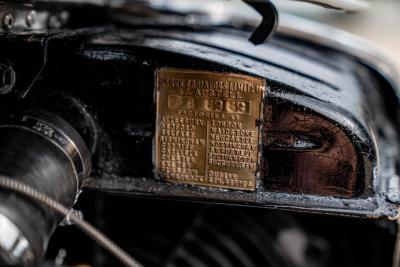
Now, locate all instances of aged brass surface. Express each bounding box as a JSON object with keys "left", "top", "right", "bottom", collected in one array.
[{"left": 155, "top": 68, "right": 265, "bottom": 191}]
